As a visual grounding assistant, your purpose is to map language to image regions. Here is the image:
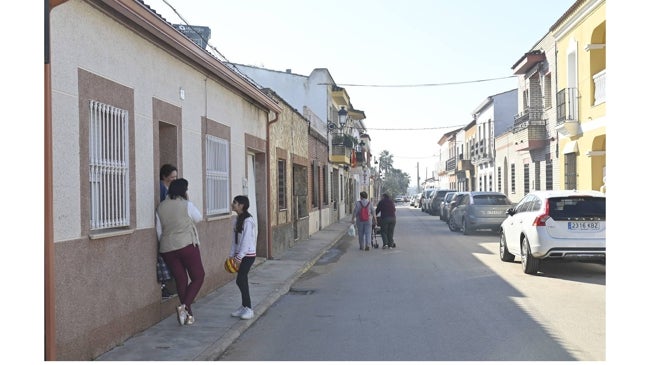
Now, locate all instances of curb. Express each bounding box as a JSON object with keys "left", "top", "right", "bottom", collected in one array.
[{"left": 195, "top": 228, "right": 347, "bottom": 360}]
